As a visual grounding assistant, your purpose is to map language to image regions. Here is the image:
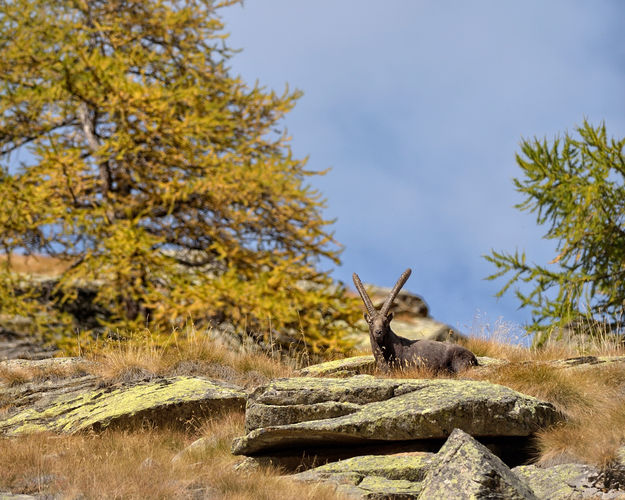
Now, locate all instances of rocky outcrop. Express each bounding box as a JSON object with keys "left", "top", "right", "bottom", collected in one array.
[
  {"left": 232, "top": 376, "right": 563, "bottom": 457},
  {"left": 0, "top": 375, "right": 246, "bottom": 435},
  {"left": 289, "top": 430, "right": 625, "bottom": 499},
  {"left": 418, "top": 428, "right": 537, "bottom": 499},
  {"left": 298, "top": 354, "right": 625, "bottom": 378}
]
